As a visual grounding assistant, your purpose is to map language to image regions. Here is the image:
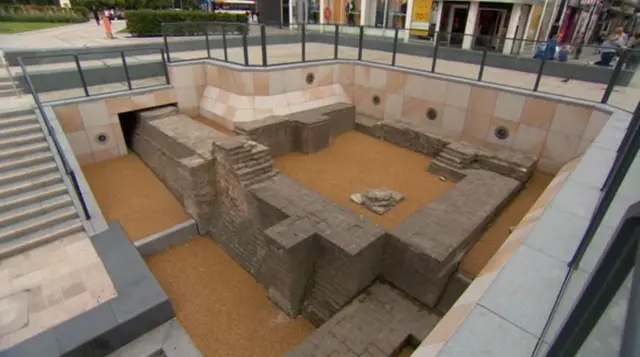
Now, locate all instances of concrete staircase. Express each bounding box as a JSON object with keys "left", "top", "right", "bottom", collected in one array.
[
  {"left": 0, "top": 76, "right": 21, "bottom": 98},
  {"left": 229, "top": 141, "right": 278, "bottom": 188},
  {"left": 0, "top": 109, "right": 83, "bottom": 259}
]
